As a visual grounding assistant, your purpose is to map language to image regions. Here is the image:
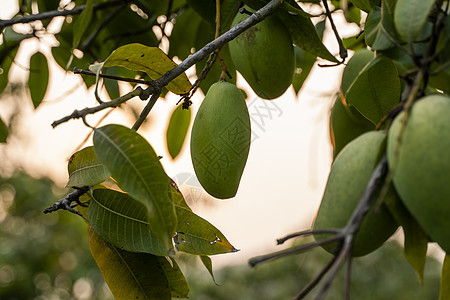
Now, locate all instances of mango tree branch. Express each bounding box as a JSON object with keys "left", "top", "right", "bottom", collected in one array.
[
  {"left": 51, "top": 87, "right": 146, "bottom": 128},
  {"left": 140, "top": 0, "right": 283, "bottom": 99},
  {"left": 0, "top": 0, "right": 129, "bottom": 30}
]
